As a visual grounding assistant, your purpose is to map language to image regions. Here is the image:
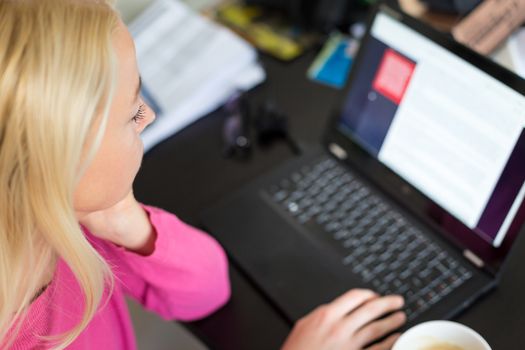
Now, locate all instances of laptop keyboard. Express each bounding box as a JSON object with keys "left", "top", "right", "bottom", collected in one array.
[{"left": 267, "top": 156, "right": 473, "bottom": 321}]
